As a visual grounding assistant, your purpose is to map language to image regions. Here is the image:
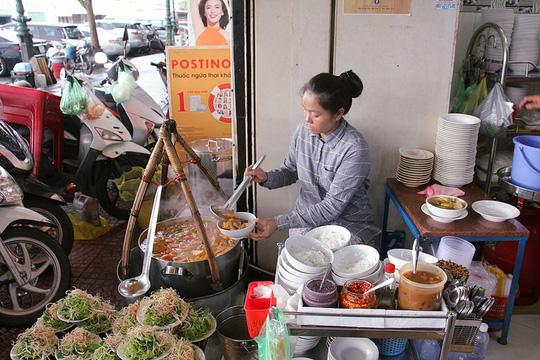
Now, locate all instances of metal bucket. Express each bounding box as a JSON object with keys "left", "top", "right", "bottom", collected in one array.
[{"left": 216, "top": 305, "right": 258, "bottom": 360}]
